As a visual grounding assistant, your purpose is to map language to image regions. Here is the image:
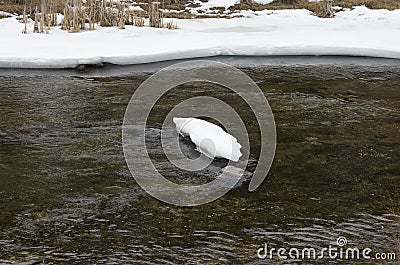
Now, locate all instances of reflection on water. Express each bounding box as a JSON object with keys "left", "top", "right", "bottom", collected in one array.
[{"left": 0, "top": 58, "right": 399, "bottom": 264}]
